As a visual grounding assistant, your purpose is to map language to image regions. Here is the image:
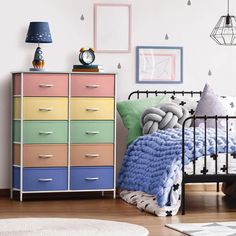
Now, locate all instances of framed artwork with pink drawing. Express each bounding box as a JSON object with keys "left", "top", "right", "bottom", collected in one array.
[{"left": 136, "top": 46, "right": 183, "bottom": 84}]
